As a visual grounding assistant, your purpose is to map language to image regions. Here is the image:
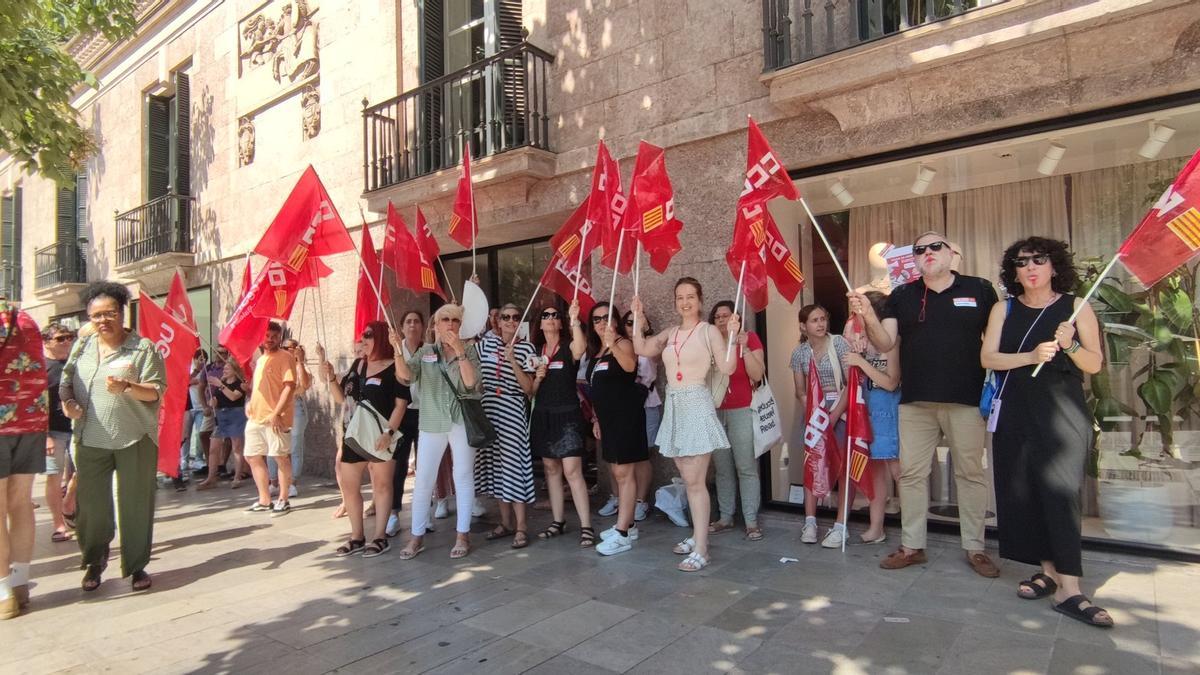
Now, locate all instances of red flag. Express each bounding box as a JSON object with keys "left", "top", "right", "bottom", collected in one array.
[
  {"left": 542, "top": 206, "right": 597, "bottom": 318},
  {"left": 381, "top": 203, "right": 407, "bottom": 273},
  {"left": 742, "top": 117, "right": 799, "bottom": 203},
  {"left": 249, "top": 258, "right": 333, "bottom": 320},
  {"left": 388, "top": 204, "right": 446, "bottom": 300},
  {"left": 628, "top": 141, "right": 683, "bottom": 273},
  {"left": 844, "top": 365, "right": 876, "bottom": 500},
  {"left": 220, "top": 258, "right": 269, "bottom": 370},
  {"left": 254, "top": 166, "right": 354, "bottom": 272},
  {"left": 354, "top": 225, "right": 390, "bottom": 339},
  {"left": 1118, "top": 148, "right": 1200, "bottom": 287},
  {"left": 803, "top": 358, "right": 842, "bottom": 499},
  {"left": 137, "top": 291, "right": 199, "bottom": 479},
  {"left": 590, "top": 142, "right": 634, "bottom": 274},
  {"left": 414, "top": 206, "right": 441, "bottom": 262},
  {"left": 727, "top": 120, "right": 805, "bottom": 312},
  {"left": 165, "top": 271, "right": 195, "bottom": 331},
  {"left": 448, "top": 151, "right": 477, "bottom": 250}
]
